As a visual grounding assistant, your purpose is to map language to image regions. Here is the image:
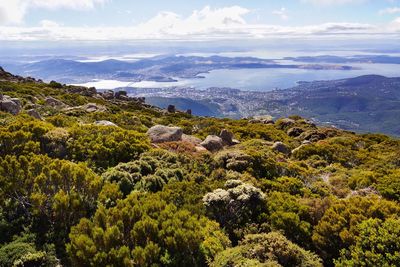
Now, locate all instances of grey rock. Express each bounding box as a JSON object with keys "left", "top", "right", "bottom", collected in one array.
[
  {"left": 45, "top": 96, "right": 64, "bottom": 107},
  {"left": 287, "top": 127, "right": 304, "bottom": 137},
  {"left": 167, "top": 105, "right": 176, "bottom": 113},
  {"left": 220, "top": 129, "right": 234, "bottom": 145},
  {"left": 272, "top": 141, "right": 291, "bottom": 155},
  {"left": 0, "top": 97, "right": 21, "bottom": 115},
  {"left": 102, "top": 90, "right": 114, "bottom": 100},
  {"left": 27, "top": 109, "right": 43, "bottom": 120},
  {"left": 147, "top": 125, "right": 183, "bottom": 143},
  {"left": 200, "top": 135, "right": 224, "bottom": 152}
]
